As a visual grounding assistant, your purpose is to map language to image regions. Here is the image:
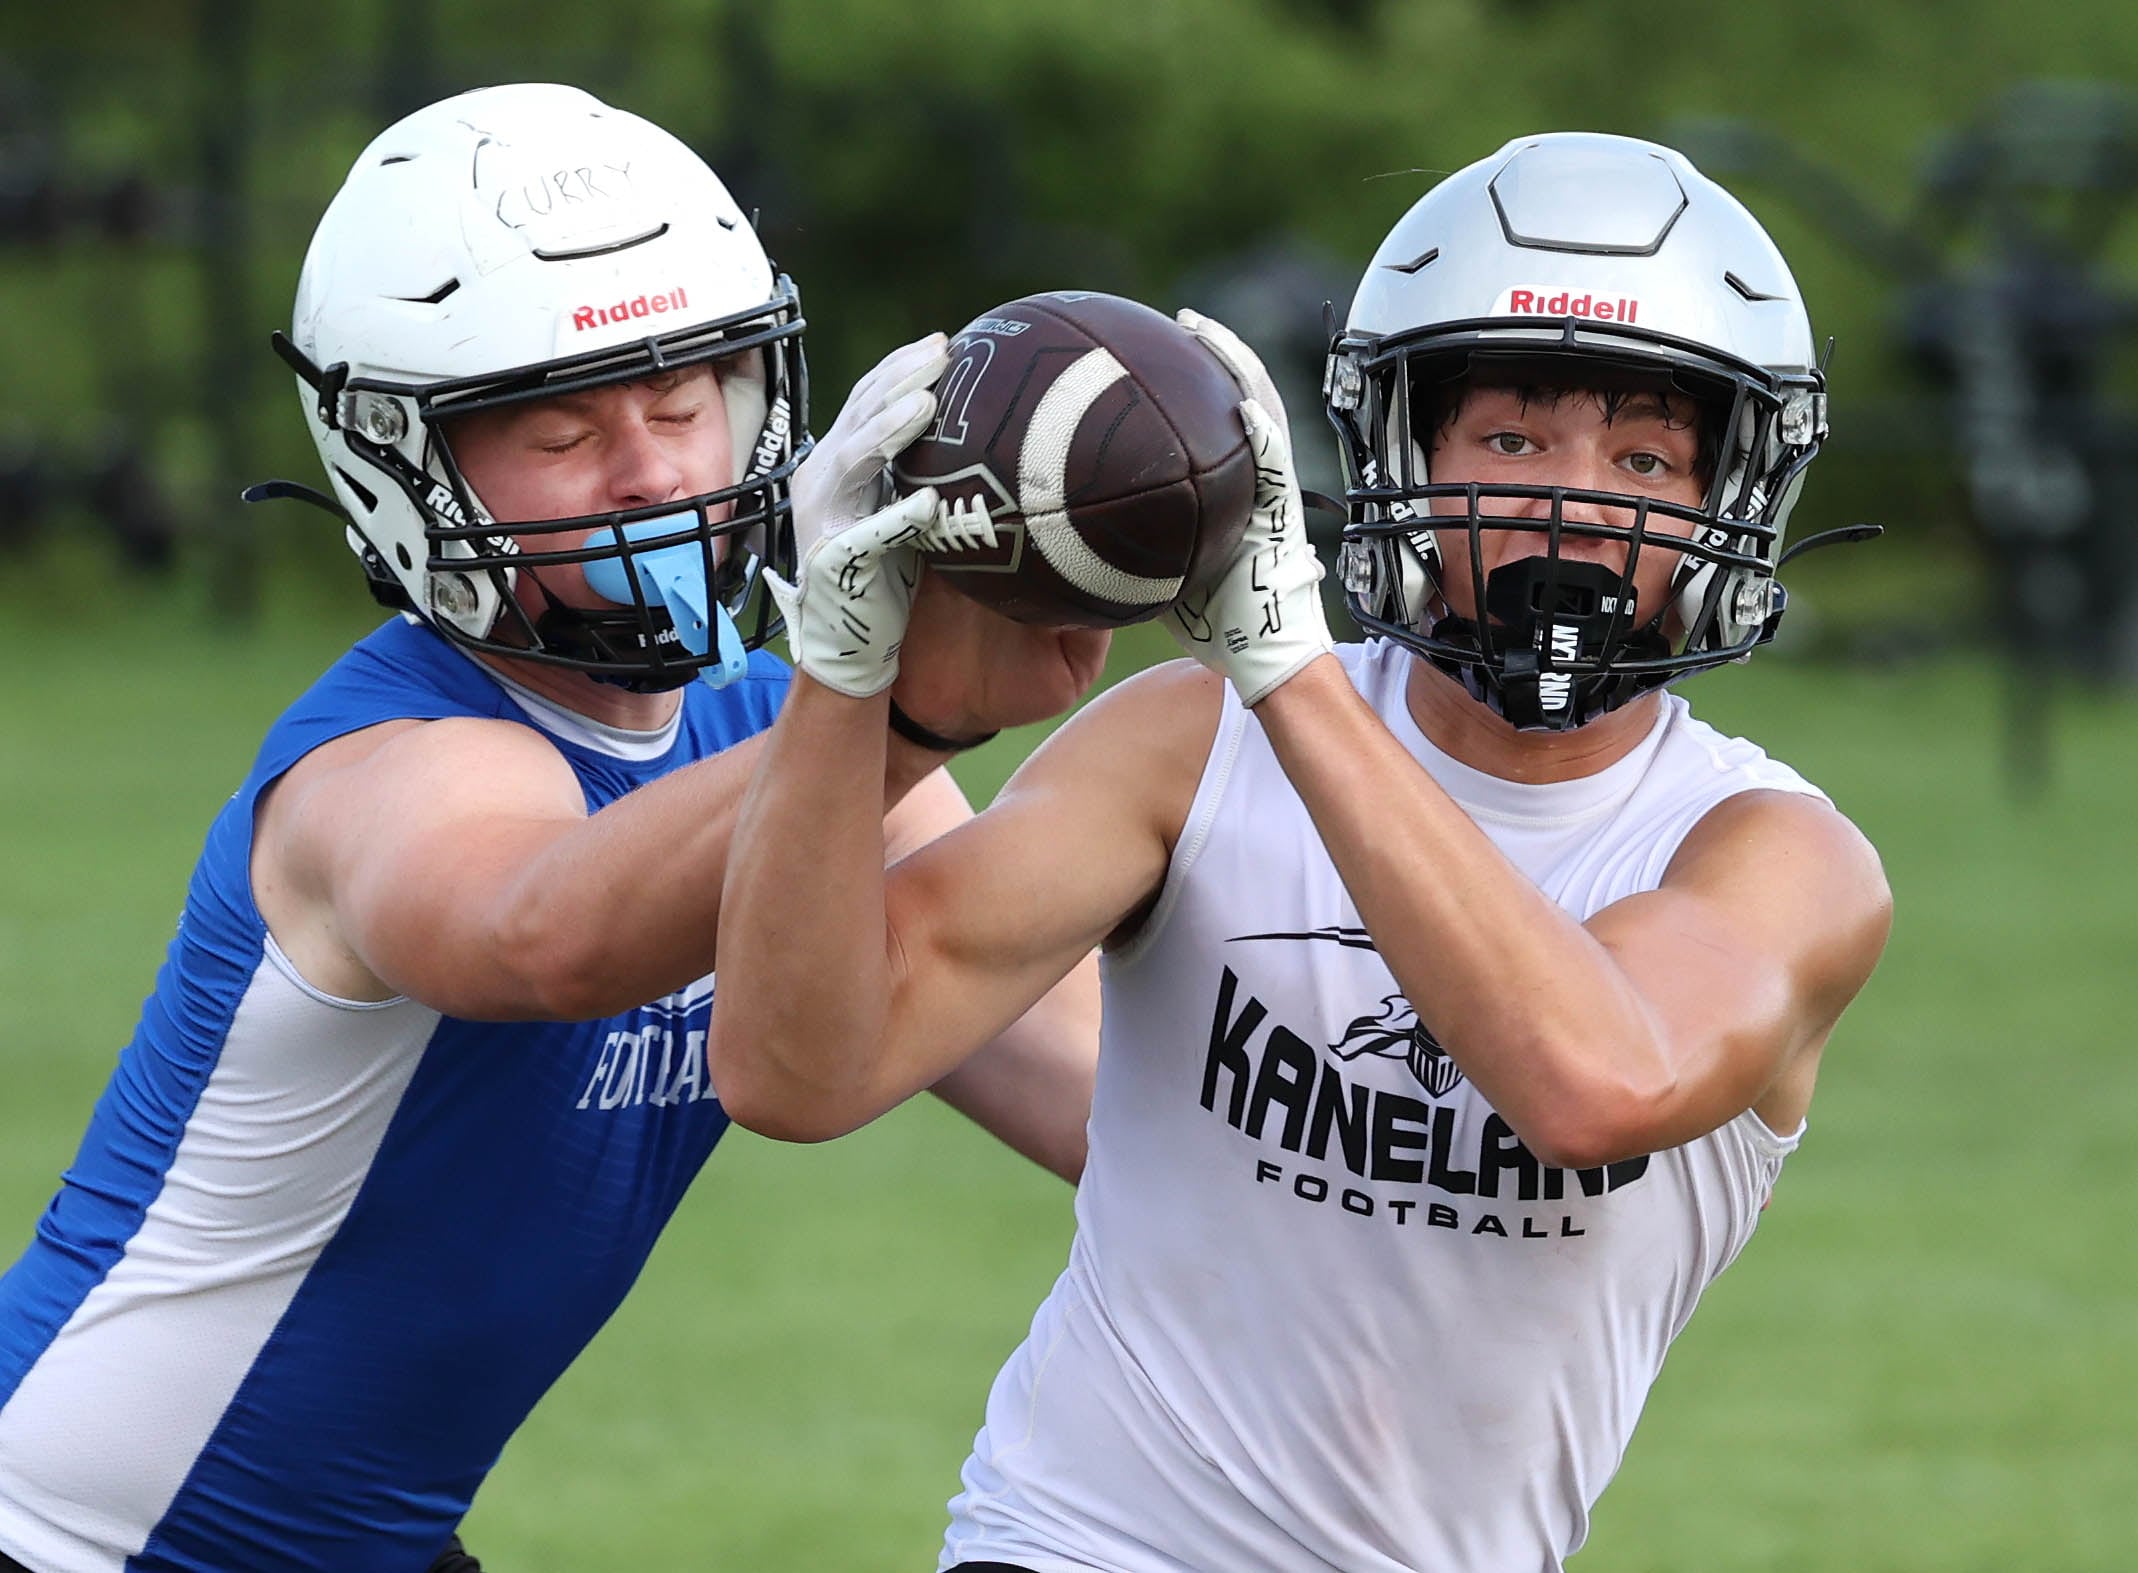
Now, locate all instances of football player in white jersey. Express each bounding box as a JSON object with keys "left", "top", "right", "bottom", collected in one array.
[
  {"left": 0, "top": 85, "right": 1104, "bottom": 1573},
  {"left": 712, "top": 132, "right": 1893, "bottom": 1572}
]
